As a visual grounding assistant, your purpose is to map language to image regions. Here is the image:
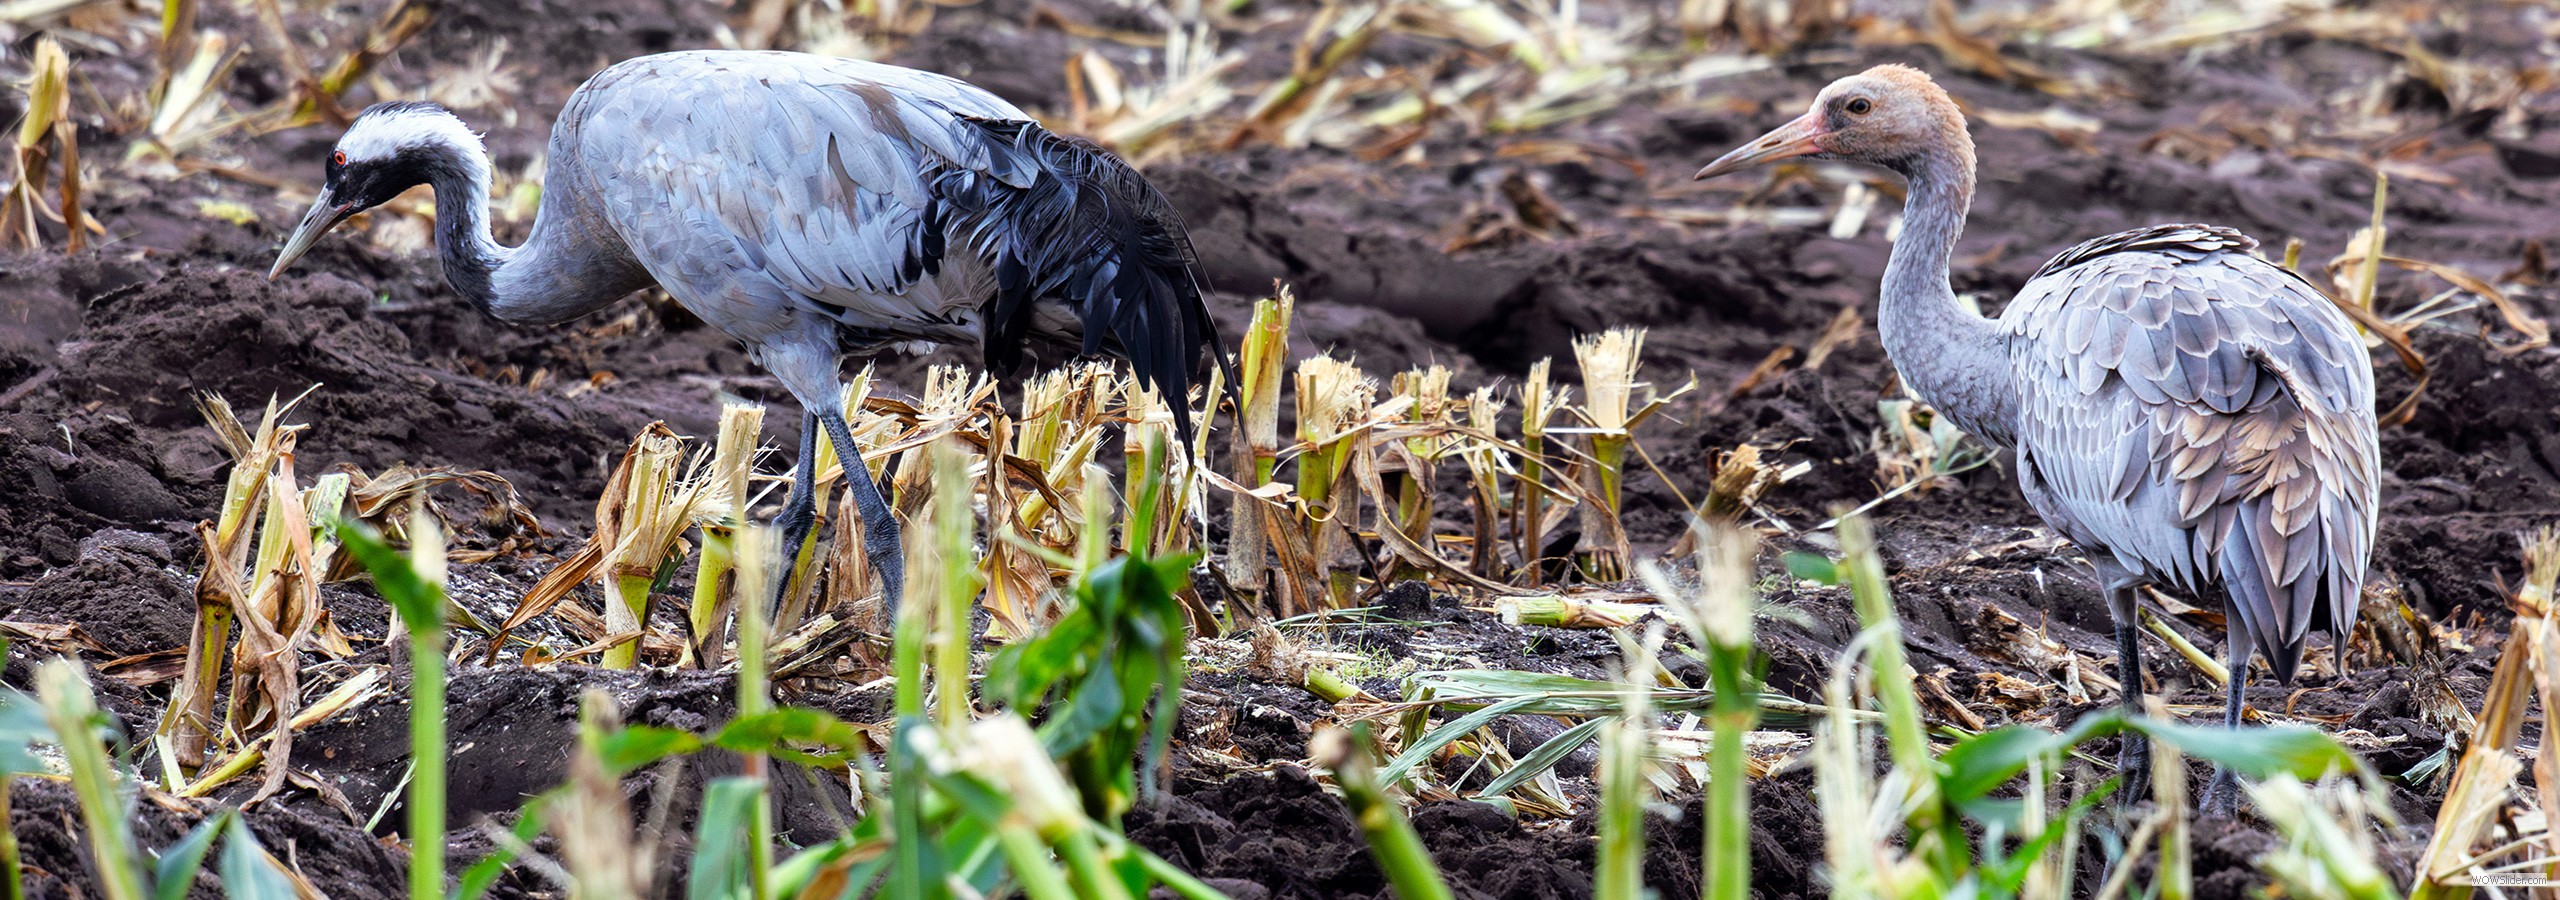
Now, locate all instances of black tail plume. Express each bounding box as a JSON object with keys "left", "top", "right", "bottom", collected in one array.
[{"left": 930, "top": 119, "right": 1229, "bottom": 443}]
